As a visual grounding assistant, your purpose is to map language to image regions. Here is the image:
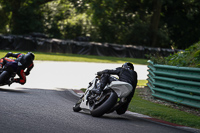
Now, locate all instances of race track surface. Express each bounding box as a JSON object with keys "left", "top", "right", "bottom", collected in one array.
[{"left": 0, "top": 88, "right": 193, "bottom": 133}]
